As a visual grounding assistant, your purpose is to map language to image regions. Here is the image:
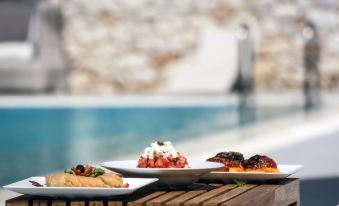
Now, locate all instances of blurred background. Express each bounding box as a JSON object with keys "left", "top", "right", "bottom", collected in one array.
[{"left": 0, "top": 0, "right": 339, "bottom": 205}]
